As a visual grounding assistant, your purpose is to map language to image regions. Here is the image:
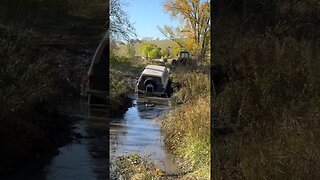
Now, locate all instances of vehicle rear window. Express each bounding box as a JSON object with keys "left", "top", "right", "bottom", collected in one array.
[
  {"left": 141, "top": 76, "right": 161, "bottom": 84},
  {"left": 180, "top": 52, "right": 189, "bottom": 58}
]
